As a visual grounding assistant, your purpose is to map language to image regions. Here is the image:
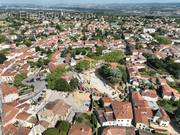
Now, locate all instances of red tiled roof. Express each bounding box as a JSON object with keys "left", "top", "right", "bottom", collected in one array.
[
  {"left": 15, "top": 127, "right": 31, "bottom": 135},
  {"left": 68, "top": 124, "right": 92, "bottom": 135},
  {"left": 0, "top": 83, "right": 18, "bottom": 96},
  {"left": 4, "top": 124, "right": 17, "bottom": 135},
  {"left": 102, "top": 126, "right": 135, "bottom": 135},
  {"left": 142, "top": 90, "right": 158, "bottom": 98},
  {"left": 16, "top": 111, "right": 31, "bottom": 121},
  {"left": 111, "top": 101, "right": 133, "bottom": 119}
]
